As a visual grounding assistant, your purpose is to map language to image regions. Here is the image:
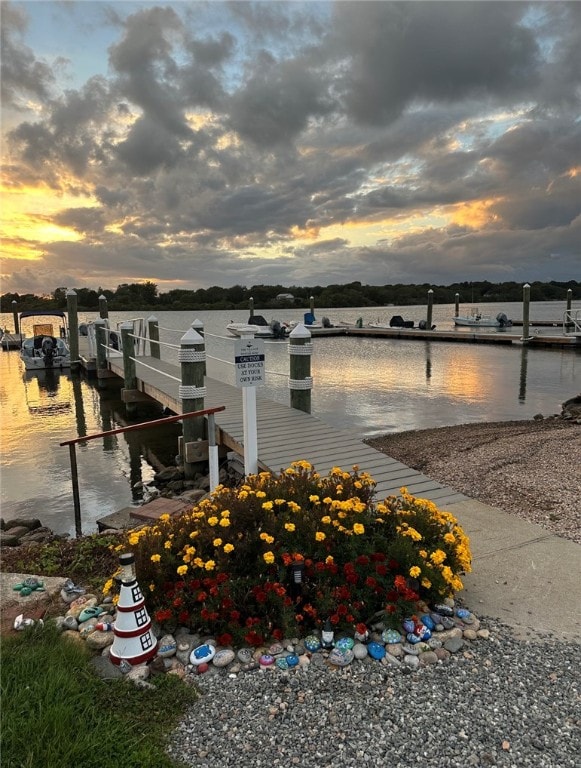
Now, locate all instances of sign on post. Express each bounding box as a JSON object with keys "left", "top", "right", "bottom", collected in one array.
[{"left": 234, "top": 337, "right": 265, "bottom": 388}]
